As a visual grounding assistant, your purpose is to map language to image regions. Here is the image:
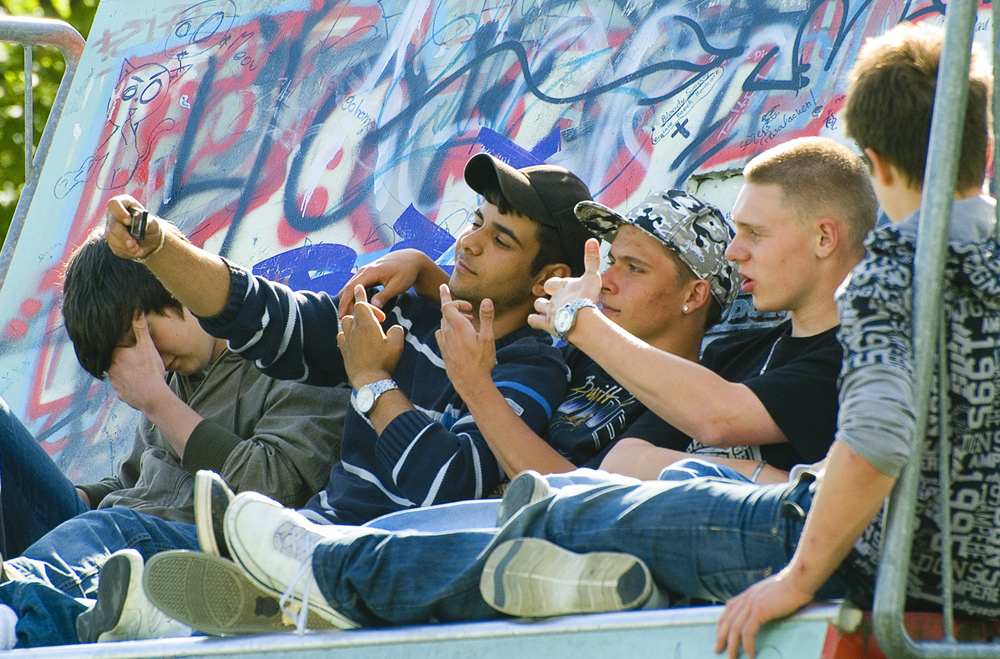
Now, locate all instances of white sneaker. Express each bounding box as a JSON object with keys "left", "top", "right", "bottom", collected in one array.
[
  {"left": 224, "top": 492, "right": 359, "bottom": 631},
  {"left": 480, "top": 538, "right": 652, "bottom": 617},
  {"left": 75, "top": 549, "right": 192, "bottom": 643},
  {"left": 0, "top": 604, "right": 16, "bottom": 650}
]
